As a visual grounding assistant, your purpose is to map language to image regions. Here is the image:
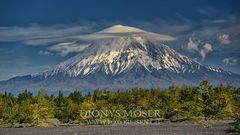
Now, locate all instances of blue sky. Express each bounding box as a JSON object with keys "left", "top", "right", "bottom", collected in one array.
[{"left": 0, "top": 0, "right": 240, "bottom": 80}]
